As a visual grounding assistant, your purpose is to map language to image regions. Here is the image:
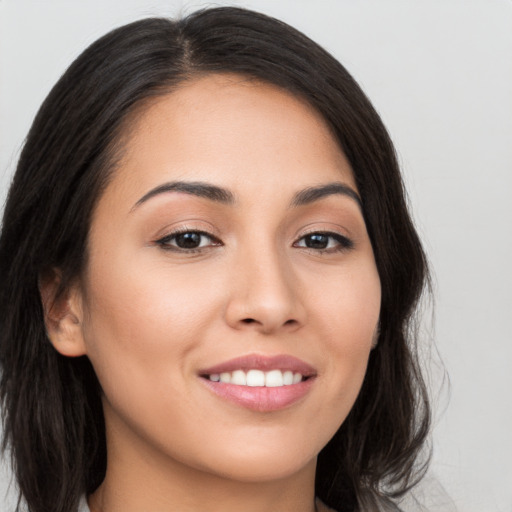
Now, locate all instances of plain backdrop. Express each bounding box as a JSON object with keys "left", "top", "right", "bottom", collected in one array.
[{"left": 1, "top": 1, "right": 511, "bottom": 511}]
